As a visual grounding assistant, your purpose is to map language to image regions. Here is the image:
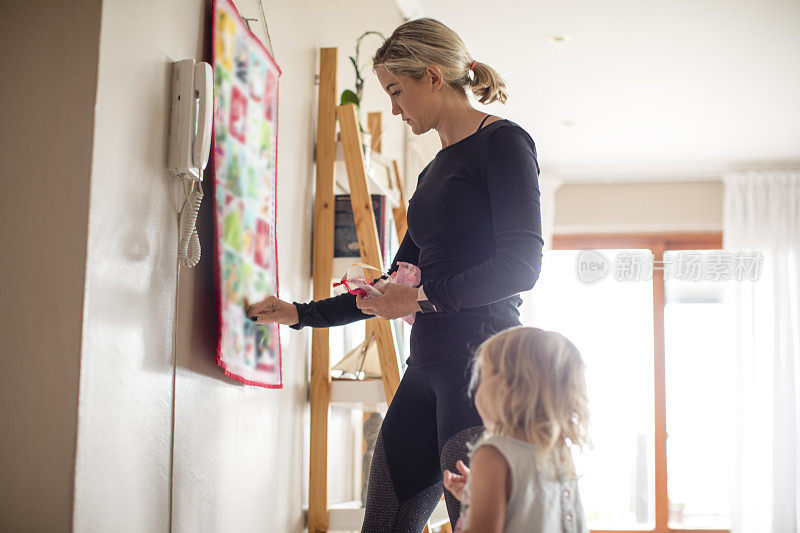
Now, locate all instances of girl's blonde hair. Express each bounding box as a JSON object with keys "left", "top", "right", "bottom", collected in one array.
[
  {"left": 469, "top": 327, "right": 590, "bottom": 474},
  {"left": 372, "top": 18, "right": 508, "bottom": 105}
]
